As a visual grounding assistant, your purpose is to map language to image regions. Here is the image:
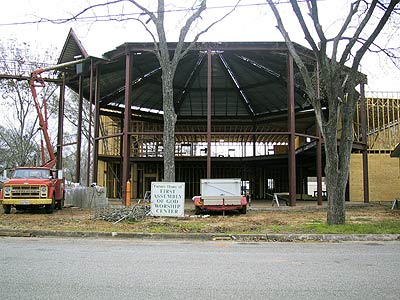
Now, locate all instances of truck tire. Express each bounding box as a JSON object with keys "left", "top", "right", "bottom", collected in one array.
[
  {"left": 3, "top": 205, "right": 11, "bottom": 214},
  {"left": 56, "top": 199, "right": 64, "bottom": 210},
  {"left": 240, "top": 205, "right": 247, "bottom": 214},
  {"left": 45, "top": 197, "right": 55, "bottom": 214}
]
